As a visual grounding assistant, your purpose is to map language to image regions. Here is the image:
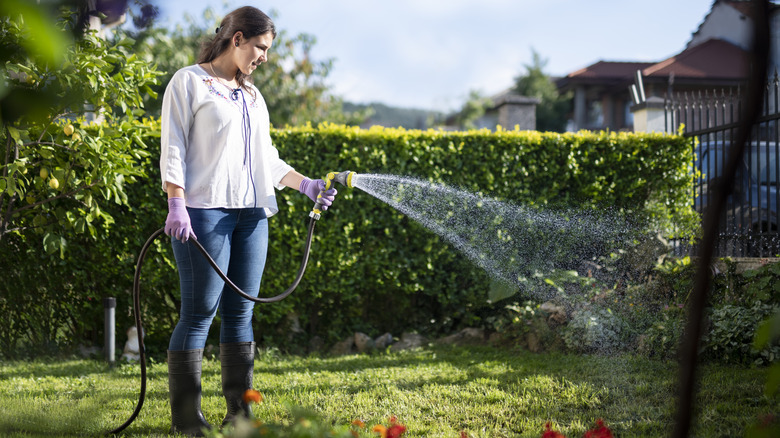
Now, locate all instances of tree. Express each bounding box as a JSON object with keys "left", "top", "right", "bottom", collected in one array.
[
  {"left": 0, "top": 1, "right": 174, "bottom": 356},
  {"left": 0, "top": 5, "right": 161, "bottom": 253},
  {"left": 513, "top": 49, "right": 571, "bottom": 132},
  {"left": 454, "top": 90, "right": 494, "bottom": 130}
]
